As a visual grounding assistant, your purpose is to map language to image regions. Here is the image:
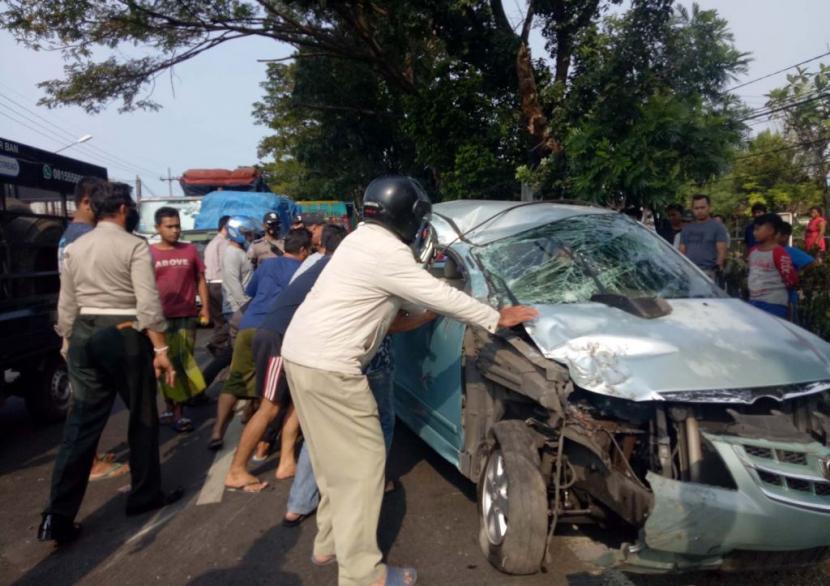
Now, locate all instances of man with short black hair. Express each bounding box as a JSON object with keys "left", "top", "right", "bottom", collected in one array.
[
  {"left": 208, "top": 227, "right": 310, "bottom": 450},
  {"left": 58, "top": 176, "right": 127, "bottom": 482},
  {"left": 744, "top": 202, "right": 768, "bottom": 251},
  {"left": 224, "top": 226, "right": 343, "bottom": 492},
  {"left": 291, "top": 218, "right": 336, "bottom": 282},
  {"left": 150, "top": 207, "right": 209, "bottom": 432},
  {"left": 679, "top": 194, "right": 729, "bottom": 279},
  {"left": 58, "top": 176, "right": 105, "bottom": 271},
  {"left": 40, "top": 182, "right": 182, "bottom": 545},
  {"left": 204, "top": 215, "right": 231, "bottom": 355},
  {"left": 657, "top": 203, "right": 684, "bottom": 244}
]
